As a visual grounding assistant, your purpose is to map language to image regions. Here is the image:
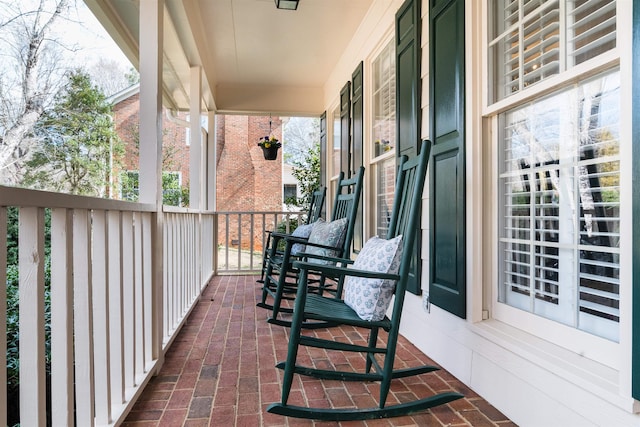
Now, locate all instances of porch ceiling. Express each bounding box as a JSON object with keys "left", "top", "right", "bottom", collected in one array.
[{"left": 85, "top": 0, "right": 374, "bottom": 116}]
